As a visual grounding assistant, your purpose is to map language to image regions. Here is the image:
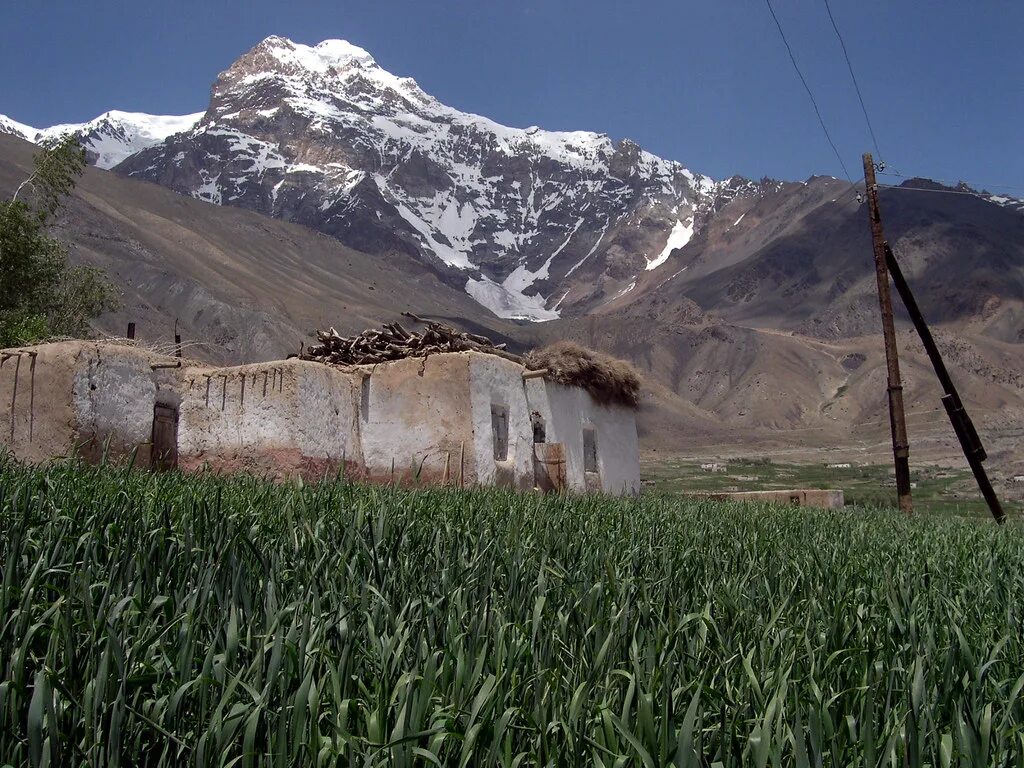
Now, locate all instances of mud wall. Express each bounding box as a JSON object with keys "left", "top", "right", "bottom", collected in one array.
[
  {"left": 700, "top": 489, "right": 845, "bottom": 509},
  {"left": 2, "top": 345, "right": 77, "bottom": 463},
  {"left": 358, "top": 354, "right": 475, "bottom": 485},
  {"left": 1, "top": 341, "right": 178, "bottom": 465},
  {"left": 468, "top": 353, "right": 640, "bottom": 496},
  {"left": 2, "top": 344, "right": 641, "bottom": 494},
  {"left": 72, "top": 345, "right": 160, "bottom": 464},
  {"left": 467, "top": 354, "right": 535, "bottom": 490},
  {"left": 177, "top": 359, "right": 361, "bottom": 480}
]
